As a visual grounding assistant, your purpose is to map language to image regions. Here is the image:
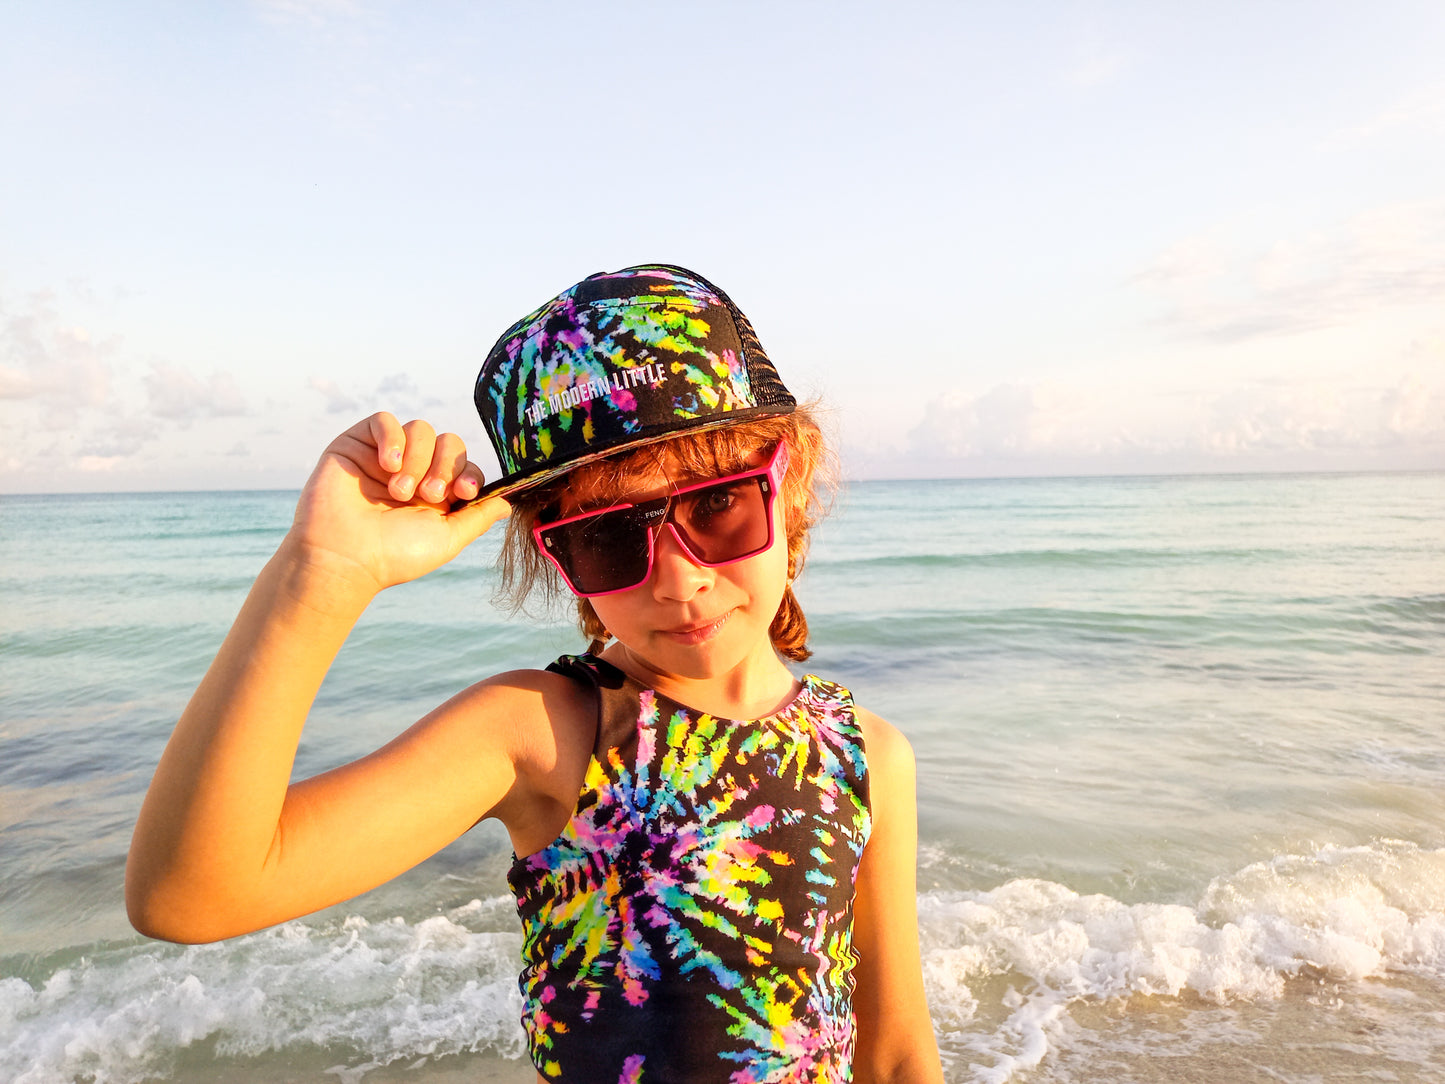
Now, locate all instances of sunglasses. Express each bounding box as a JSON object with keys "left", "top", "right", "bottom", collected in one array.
[{"left": 533, "top": 442, "right": 790, "bottom": 598}]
